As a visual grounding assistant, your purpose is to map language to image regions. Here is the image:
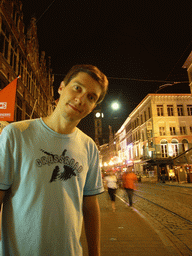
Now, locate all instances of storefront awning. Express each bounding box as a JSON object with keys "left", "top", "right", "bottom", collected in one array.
[
  {"left": 139, "top": 158, "right": 173, "bottom": 166},
  {"left": 173, "top": 147, "right": 192, "bottom": 165}
]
